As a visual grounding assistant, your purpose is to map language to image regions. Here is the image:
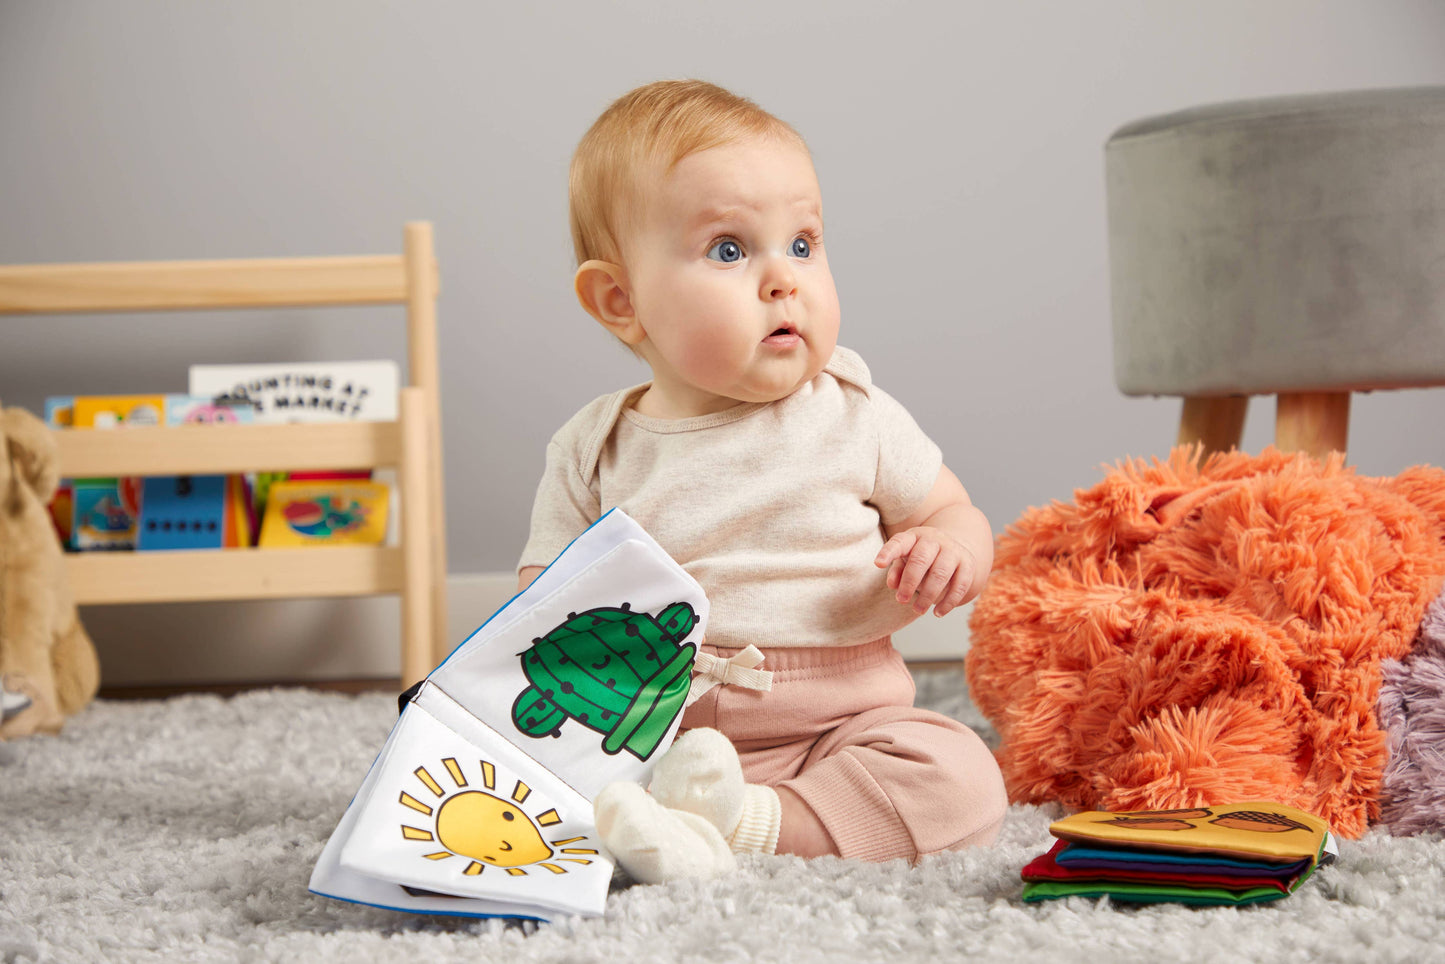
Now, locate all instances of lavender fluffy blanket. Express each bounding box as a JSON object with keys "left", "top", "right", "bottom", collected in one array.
[{"left": 1379, "top": 587, "right": 1445, "bottom": 835}]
